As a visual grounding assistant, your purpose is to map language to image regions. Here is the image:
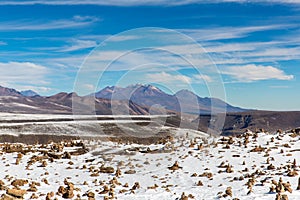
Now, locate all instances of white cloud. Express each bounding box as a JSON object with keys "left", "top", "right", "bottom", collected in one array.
[
  {"left": 179, "top": 24, "right": 295, "bottom": 41},
  {"left": 0, "top": 16, "right": 99, "bottom": 31},
  {"left": 83, "top": 83, "right": 95, "bottom": 90},
  {"left": 223, "top": 64, "right": 294, "bottom": 82},
  {"left": 60, "top": 39, "right": 98, "bottom": 52},
  {"left": 203, "top": 41, "right": 283, "bottom": 53},
  {"left": 108, "top": 35, "right": 141, "bottom": 42},
  {"left": 0, "top": 41, "right": 7, "bottom": 45},
  {"left": 16, "top": 85, "right": 52, "bottom": 93},
  {"left": 0, "top": 62, "right": 50, "bottom": 85},
  {"left": 193, "top": 74, "right": 213, "bottom": 83},
  {"left": 146, "top": 71, "right": 192, "bottom": 84}
]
